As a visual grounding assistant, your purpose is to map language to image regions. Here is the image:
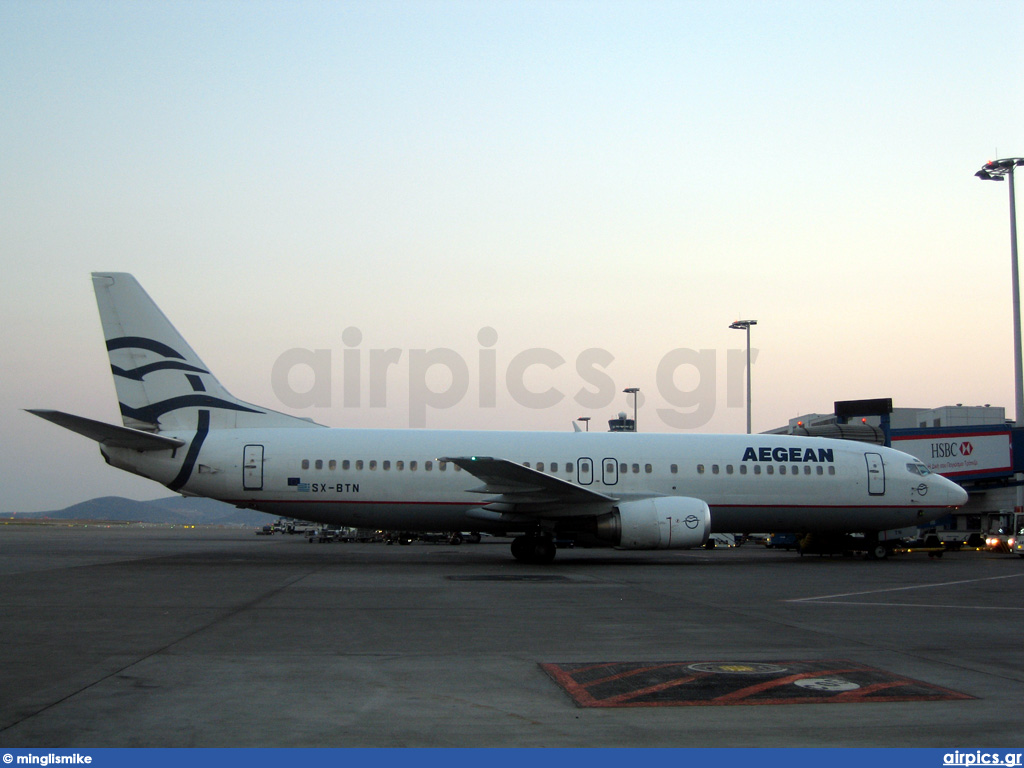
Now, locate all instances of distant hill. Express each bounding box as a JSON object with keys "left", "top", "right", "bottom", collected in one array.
[{"left": 9, "top": 496, "right": 276, "bottom": 526}]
